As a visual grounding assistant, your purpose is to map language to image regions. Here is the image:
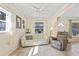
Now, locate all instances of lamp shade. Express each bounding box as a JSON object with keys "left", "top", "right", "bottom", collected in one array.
[
  {"left": 58, "top": 23, "right": 64, "bottom": 27},
  {"left": 50, "top": 27, "right": 53, "bottom": 31}
]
